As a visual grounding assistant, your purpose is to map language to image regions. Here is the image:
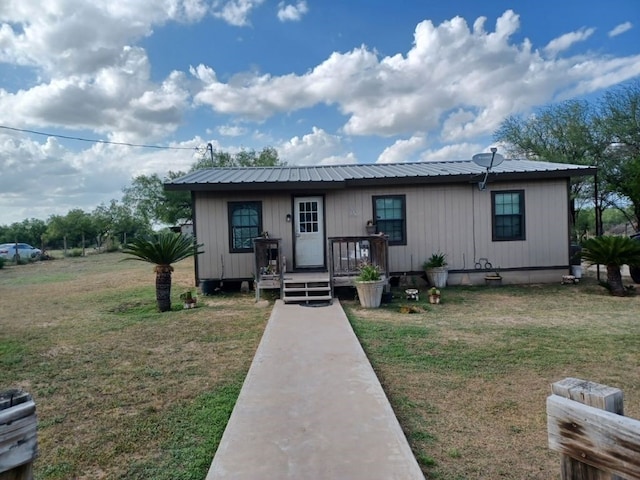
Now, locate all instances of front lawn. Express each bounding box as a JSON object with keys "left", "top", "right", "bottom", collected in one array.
[
  {"left": 344, "top": 278, "right": 640, "bottom": 479},
  {"left": 0, "top": 253, "right": 268, "bottom": 479},
  {"left": 3, "top": 253, "right": 638, "bottom": 479}
]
